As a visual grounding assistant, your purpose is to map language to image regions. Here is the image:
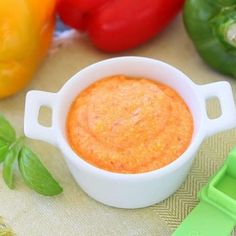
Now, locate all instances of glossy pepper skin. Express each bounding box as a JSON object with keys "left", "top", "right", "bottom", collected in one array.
[
  {"left": 0, "top": 0, "right": 56, "bottom": 98},
  {"left": 184, "top": 0, "right": 236, "bottom": 77},
  {"left": 58, "top": 0, "right": 184, "bottom": 52}
]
